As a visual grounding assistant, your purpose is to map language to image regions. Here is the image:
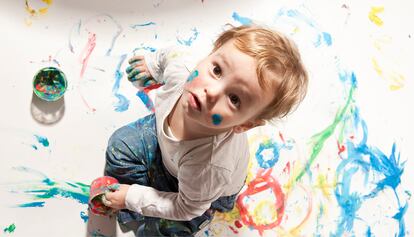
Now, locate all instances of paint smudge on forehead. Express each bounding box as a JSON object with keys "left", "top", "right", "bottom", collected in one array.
[
  {"left": 212, "top": 114, "right": 223, "bottom": 125},
  {"left": 187, "top": 70, "right": 199, "bottom": 82}
]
